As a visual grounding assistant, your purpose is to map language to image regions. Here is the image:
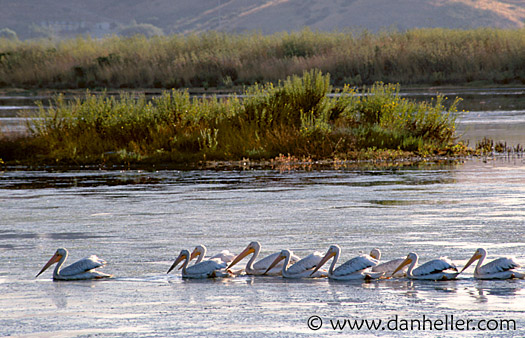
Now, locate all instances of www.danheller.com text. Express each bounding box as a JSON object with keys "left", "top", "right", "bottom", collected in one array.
[{"left": 307, "top": 314, "right": 517, "bottom": 332}]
